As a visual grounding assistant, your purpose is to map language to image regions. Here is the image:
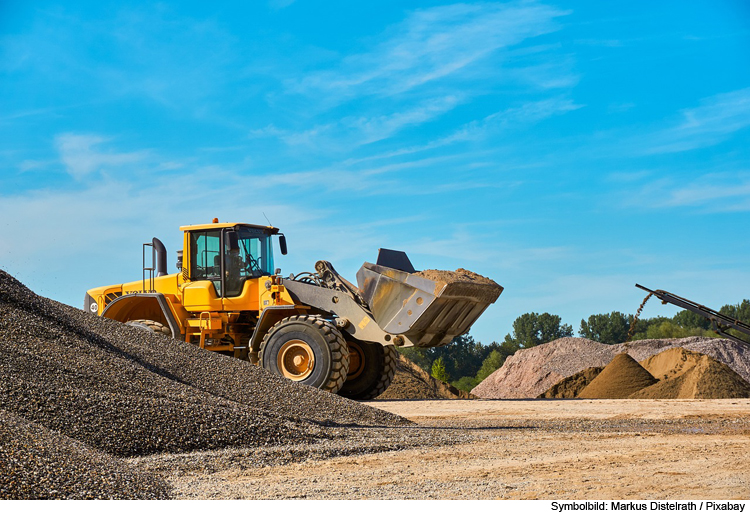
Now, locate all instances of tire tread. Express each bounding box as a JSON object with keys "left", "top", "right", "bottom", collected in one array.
[{"left": 259, "top": 314, "right": 349, "bottom": 394}]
